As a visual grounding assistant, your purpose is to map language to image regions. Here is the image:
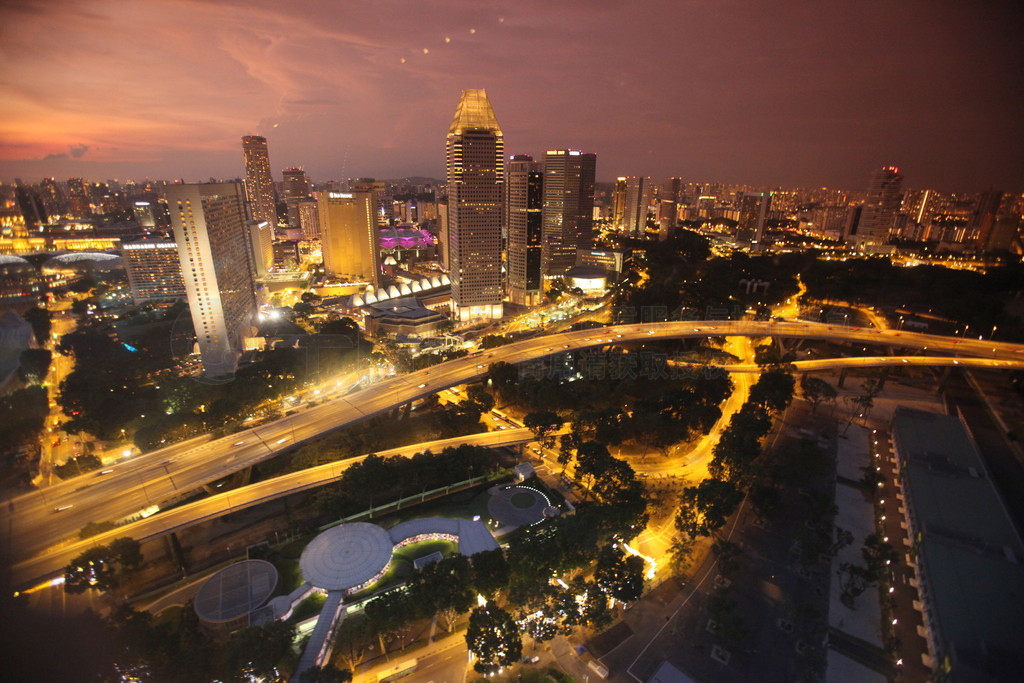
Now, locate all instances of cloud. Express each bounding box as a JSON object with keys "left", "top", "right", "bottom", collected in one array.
[
  {"left": 37, "top": 144, "right": 89, "bottom": 161},
  {"left": 69, "top": 144, "right": 89, "bottom": 158}
]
